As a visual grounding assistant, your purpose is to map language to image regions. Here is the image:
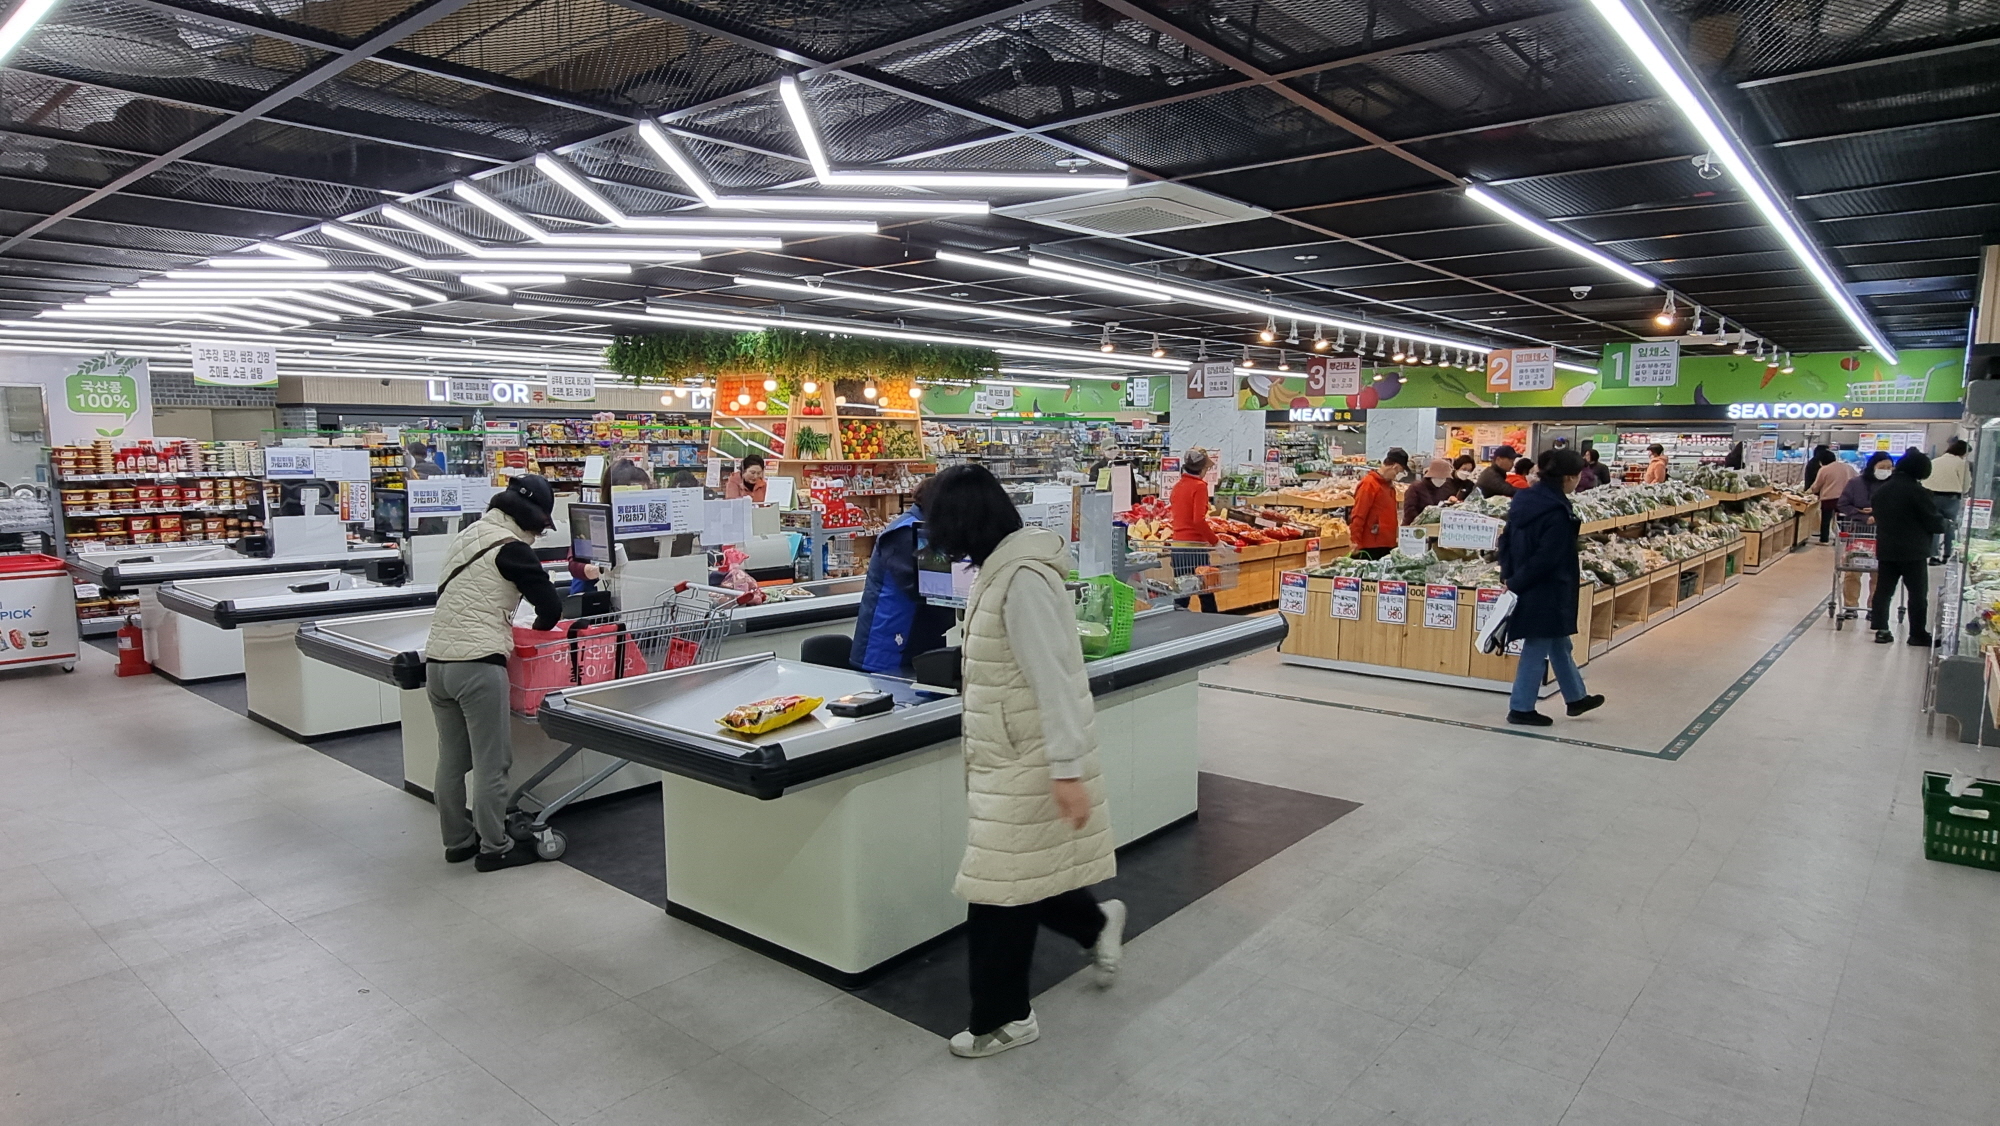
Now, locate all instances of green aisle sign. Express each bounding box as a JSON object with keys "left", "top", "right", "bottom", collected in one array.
[{"left": 1599, "top": 341, "right": 1680, "bottom": 389}]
